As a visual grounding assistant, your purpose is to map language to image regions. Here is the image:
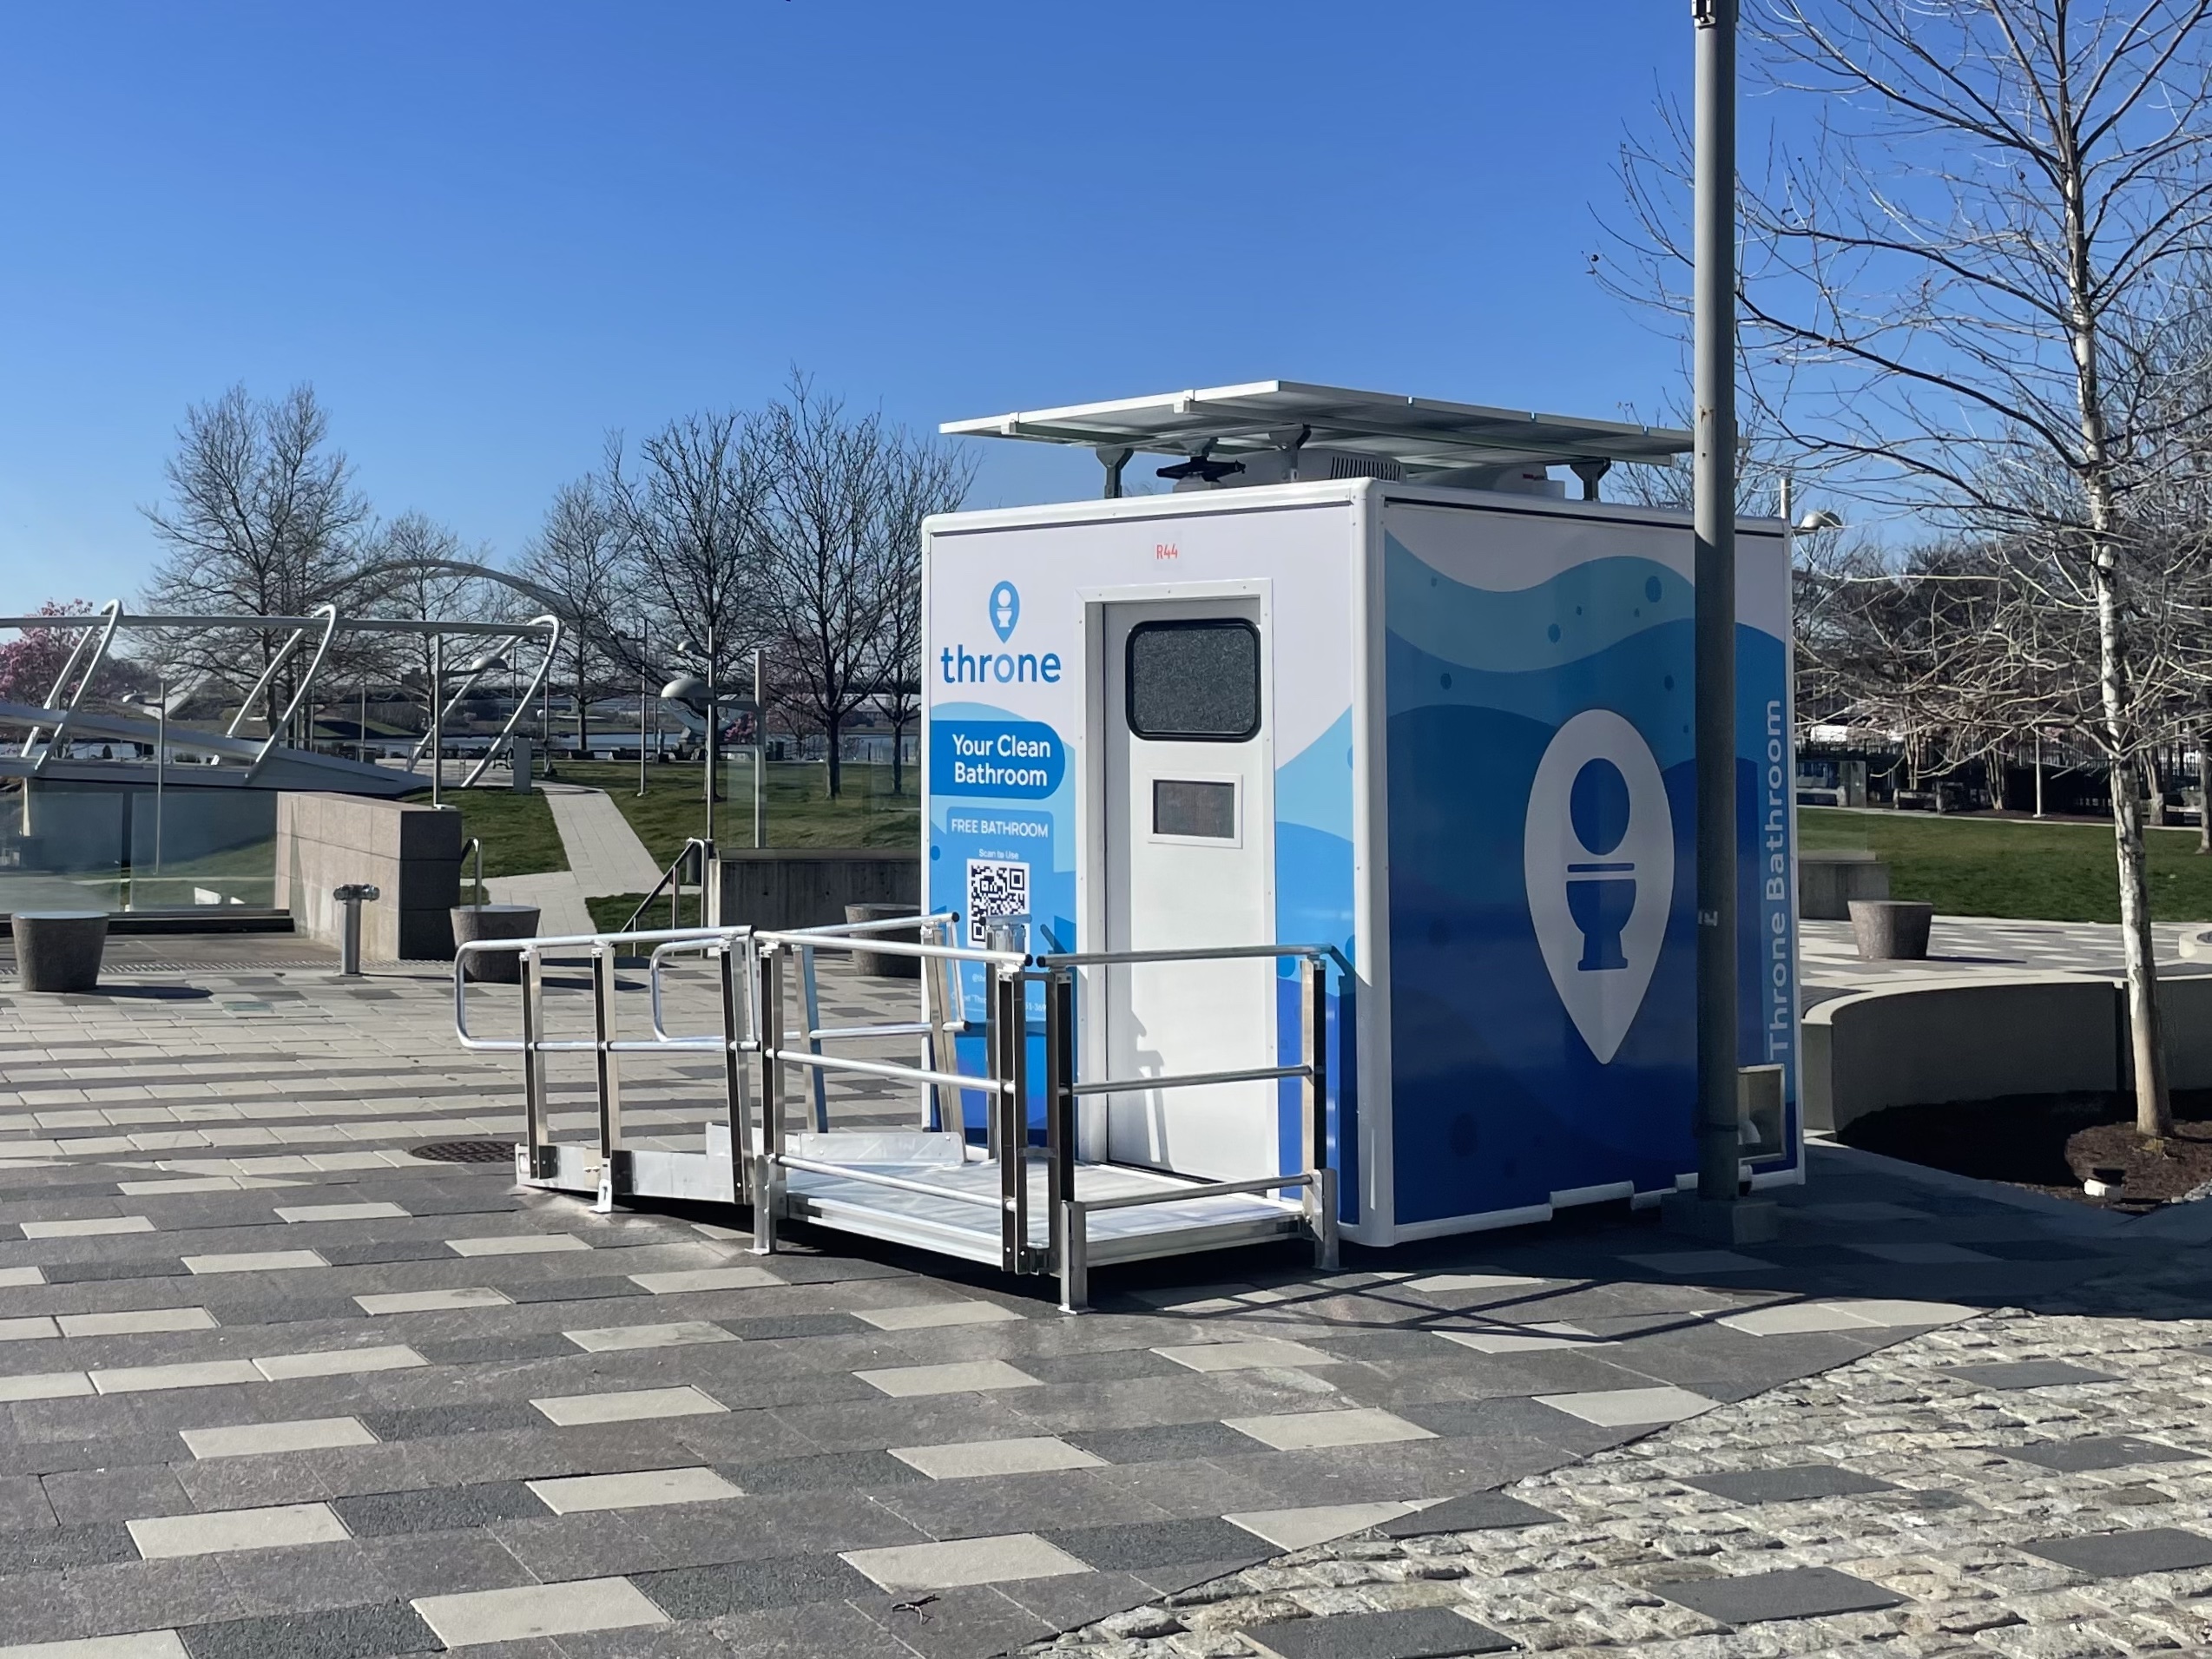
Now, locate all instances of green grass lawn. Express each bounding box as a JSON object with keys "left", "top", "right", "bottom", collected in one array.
[
  {"left": 557, "top": 759, "right": 918, "bottom": 868},
  {"left": 1800, "top": 806, "right": 2212, "bottom": 922},
  {"left": 565, "top": 758, "right": 917, "bottom": 933},
  {"left": 411, "top": 787, "right": 567, "bottom": 904}
]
